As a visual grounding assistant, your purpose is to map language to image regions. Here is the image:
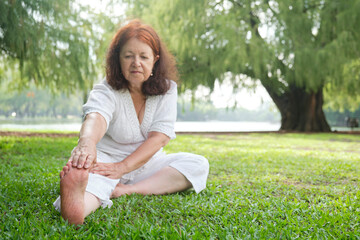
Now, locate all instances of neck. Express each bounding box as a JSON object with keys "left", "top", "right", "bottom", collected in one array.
[
  {"left": 129, "top": 88, "right": 146, "bottom": 101},
  {"left": 128, "top": 84, "right": 143, "bottom": 95}
]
